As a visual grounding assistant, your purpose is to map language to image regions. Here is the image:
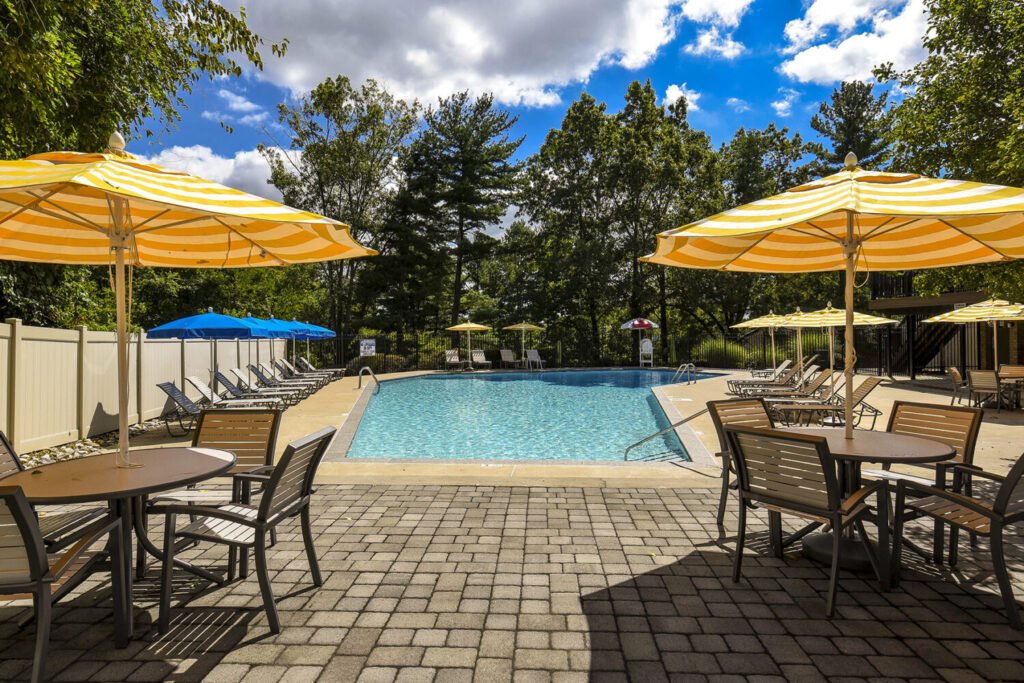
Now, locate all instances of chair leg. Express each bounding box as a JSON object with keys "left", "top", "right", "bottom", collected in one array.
[
  {"left": 948, "top": 525, "right": 959, "bottom": 567},
  {"left": 31, "top": 589, "right": 51, "bottom": 683},
  {"left": 254, "top": 532, "right": 280, "bottom": 633},
  {"left": 300, "top": 507, "right": 322, "bottom": 586},
  {"left": 158, "top": 513, "right": 177, "bottom": 634},
  {"left": 134, "top": 496, "right": 148, "bottom": 580},
  {"left": 990, "top": 528, "right": 1022, "bottom": 630},
  {"left": 825, "top": 522, "right": 842, "bottom": 618},
  {"left": 892, "top": 486, "right": 906, "bottom": 589},
  {"left": 716, "top": 461, "right": 730, "bottom": 530},
  {"left": 768, "top": 511, "right": 783, "bottom": 558},
  {"left": 732, "top": 501, "right": 747, "bottom": 583}
]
